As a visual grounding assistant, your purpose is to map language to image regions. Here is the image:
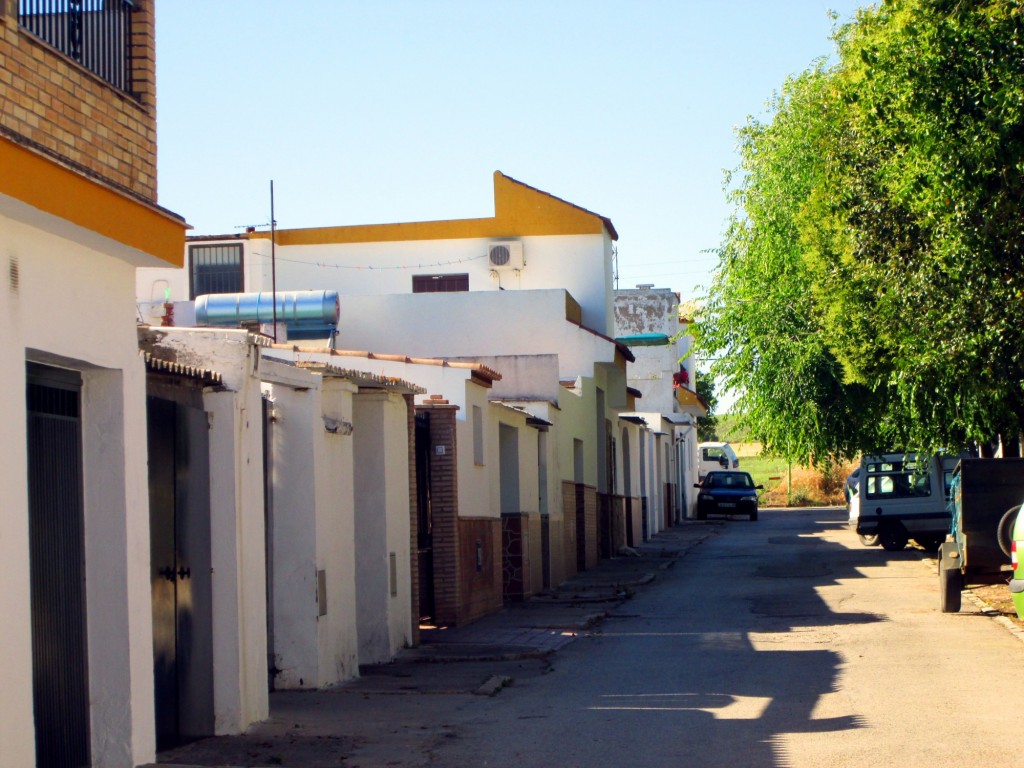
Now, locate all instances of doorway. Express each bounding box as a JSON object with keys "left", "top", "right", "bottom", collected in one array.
[
  {"left": 414, "top": 412, "right": 435, "bottom": 623},
  {"left": 147, "top": 396, "right": 214, "bottom": 751},
  {"left": 26, "top": 363, "right": 90, "bottom": 768}
]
